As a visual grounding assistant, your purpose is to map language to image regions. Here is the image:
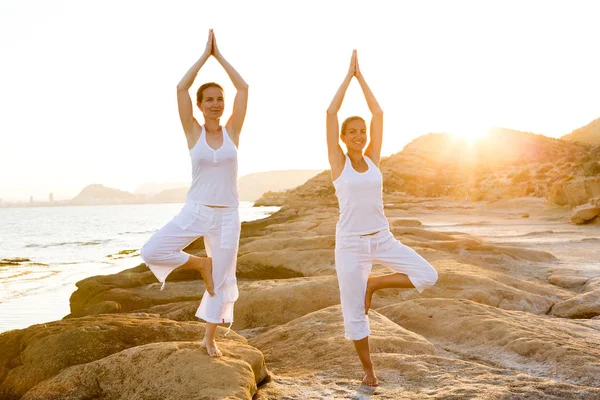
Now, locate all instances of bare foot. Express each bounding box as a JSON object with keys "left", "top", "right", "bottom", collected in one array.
[
  {"left": 362, "top": 369, "right": 379, "bottom": 387},
  {"left": 196, "top": 257, "right": 214, "bottom": 296},
  {"left": 364, "top": 278, "right": 376, "bottom": 315},
  {"left": 201, "top": 337, "right": 222, "bottom": 357}
]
